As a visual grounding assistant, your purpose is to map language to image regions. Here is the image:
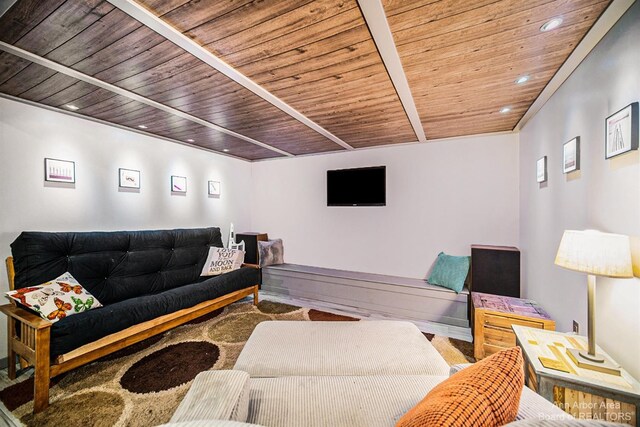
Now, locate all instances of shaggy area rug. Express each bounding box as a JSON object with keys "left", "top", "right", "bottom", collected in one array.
[{"left": 0, "top": 300, "right": 474, "bottom": 426}]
